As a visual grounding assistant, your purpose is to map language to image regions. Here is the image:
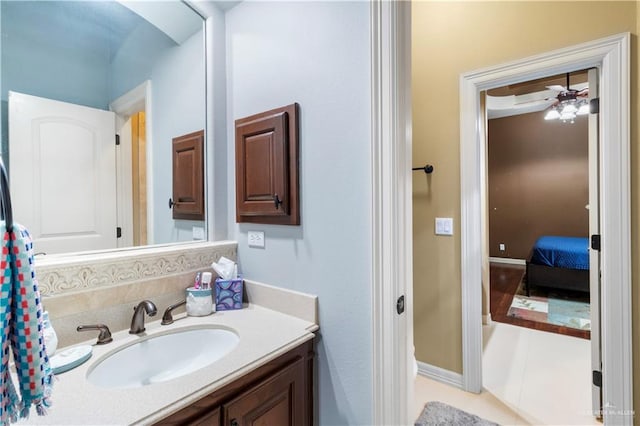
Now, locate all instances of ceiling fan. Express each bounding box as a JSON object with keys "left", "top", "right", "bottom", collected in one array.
[
  {"left": 485, "top": 72, "right": 589, "bottom": 120},
  {"left": 546, "top": 73, "right": 588, "bottom": 102},
  {"left": 543, "top": 72, "right": 589, "bottom": 122}
]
